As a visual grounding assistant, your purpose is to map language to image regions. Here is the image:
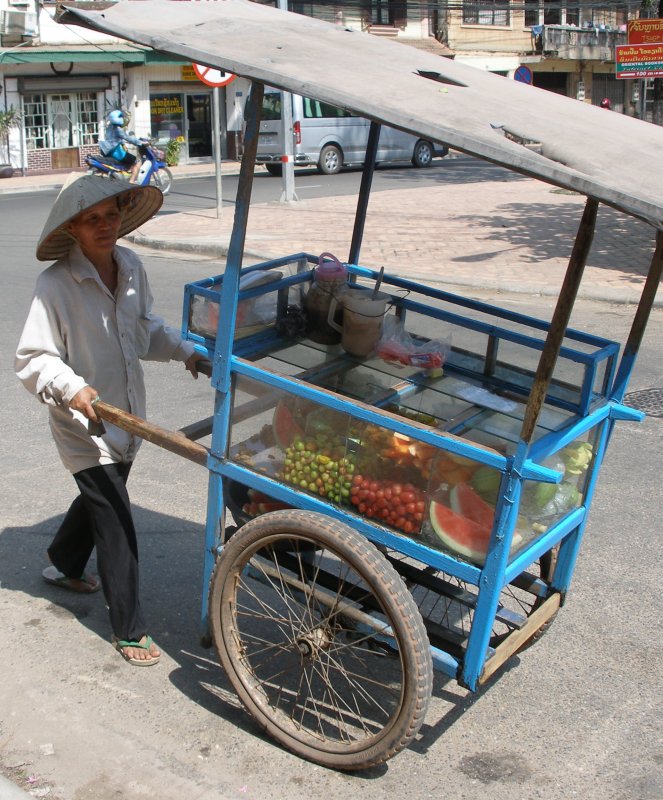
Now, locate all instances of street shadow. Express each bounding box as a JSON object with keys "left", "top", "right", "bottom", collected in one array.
[
  {"left": 452, "top": 199, "right": 654, "bottom": 279},
  {"left": 374, "top": 156, "right": 527, "bottom": 187},
  {"left": 0, "top": 507, "right": 518, "bottom": 775}
]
